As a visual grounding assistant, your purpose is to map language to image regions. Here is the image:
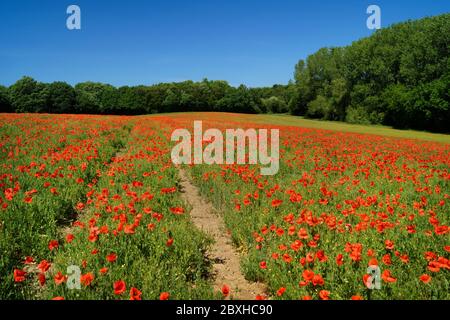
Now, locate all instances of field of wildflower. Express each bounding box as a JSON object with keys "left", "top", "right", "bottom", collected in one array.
[{"left": 1, "top": 112, "right": 449, "bottom": 300}]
